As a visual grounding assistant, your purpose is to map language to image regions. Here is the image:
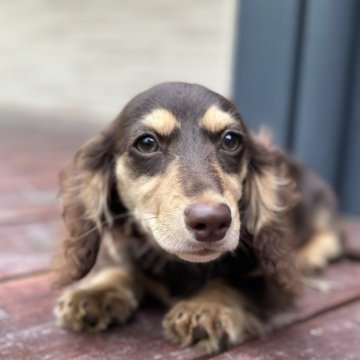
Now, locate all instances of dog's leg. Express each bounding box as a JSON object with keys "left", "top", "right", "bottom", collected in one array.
[
  {"left": 297, "top": 230, "right": 343, "bottom": 274},
  {"left": 162, "top": 279, "right": 265, "bottom": 353},
  {"left": 54, "top": 267, "right": 141, "bottom": 331}
]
